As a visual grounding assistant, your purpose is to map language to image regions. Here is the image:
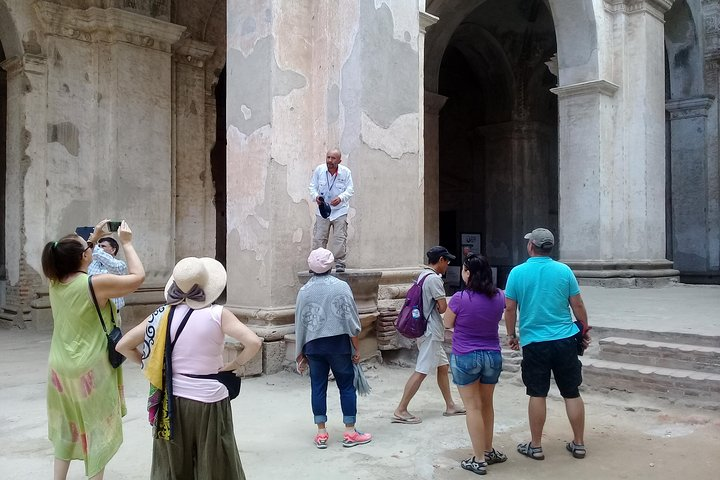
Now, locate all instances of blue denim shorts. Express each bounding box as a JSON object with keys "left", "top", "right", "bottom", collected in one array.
[{"left": 450, "top": 350, "right": 503, "bottom": 386}]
